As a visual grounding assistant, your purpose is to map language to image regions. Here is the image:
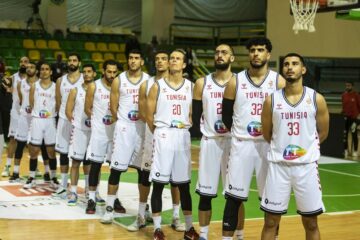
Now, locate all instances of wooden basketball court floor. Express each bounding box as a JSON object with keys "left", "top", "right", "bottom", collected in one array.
[{"left": 1, "top": 146, "right": 360, "bottom": 240}]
